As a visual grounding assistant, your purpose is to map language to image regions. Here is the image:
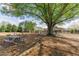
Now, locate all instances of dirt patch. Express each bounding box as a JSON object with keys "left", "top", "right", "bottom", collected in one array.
[
  {"left": 0, "top": 33, "right": 78, "bottom": 56},
  {"left": 20, "top": 36, "right": 79, "bottom": 56}
]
